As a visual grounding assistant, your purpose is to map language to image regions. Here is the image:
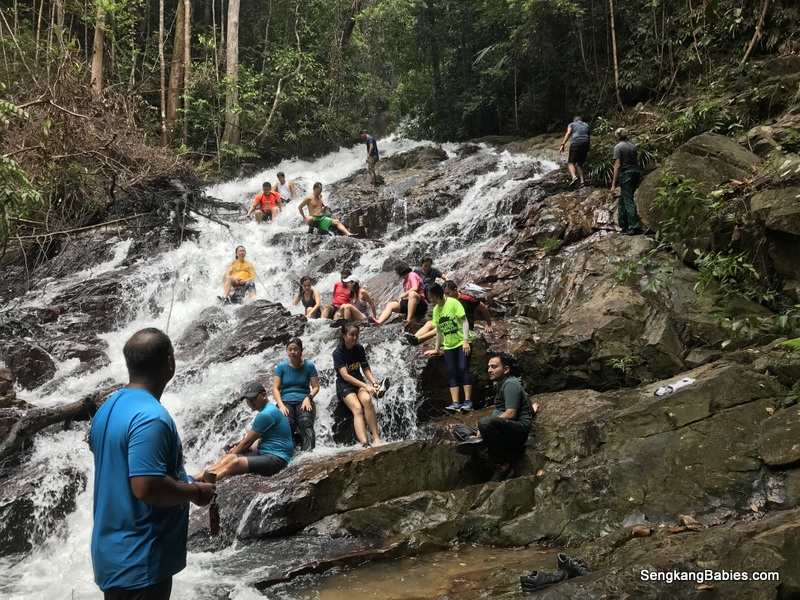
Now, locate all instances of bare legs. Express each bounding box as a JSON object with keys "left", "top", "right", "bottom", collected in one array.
[
  {"left": 567, "top": 162, "right": 585, "bottom": 185},
  {"left": 375, "top": 291, "right": 421, "bottom": 324},
  {"left": 340, "top": 303, "right": 365, "bottom": 323},
  {"left": 192, "top": 454, "right": 249, "bottom": 483},
  {"left": 342, "top": 389, "right": 381, "bottom": 445}
]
